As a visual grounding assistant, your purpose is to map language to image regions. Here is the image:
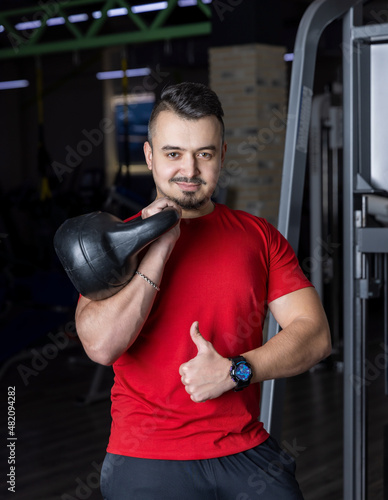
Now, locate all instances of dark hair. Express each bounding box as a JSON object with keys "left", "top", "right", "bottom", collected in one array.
[{"left": 147, "top": 82, "right": 225, "bottom": 146}]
